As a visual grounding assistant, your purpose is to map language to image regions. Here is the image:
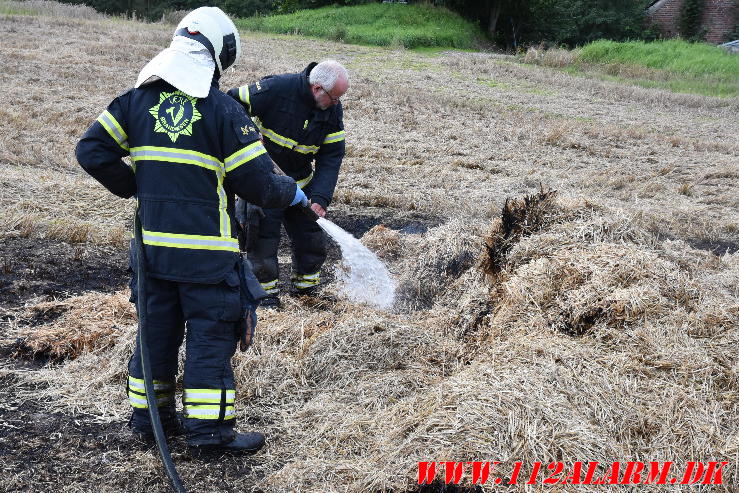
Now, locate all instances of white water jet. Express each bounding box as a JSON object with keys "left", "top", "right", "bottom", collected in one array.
[{"left": 317, "top": 218, "right": 396, "bottom": 310}]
